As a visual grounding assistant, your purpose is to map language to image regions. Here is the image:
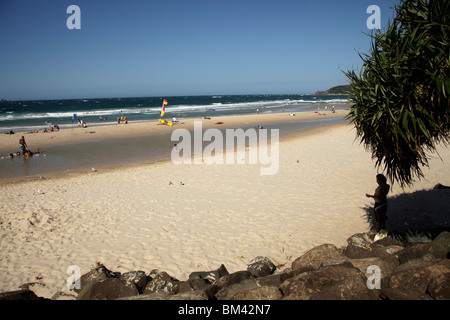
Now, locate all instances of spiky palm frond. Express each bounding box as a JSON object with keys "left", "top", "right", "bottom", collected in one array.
[{"left": 345, "top": 0, "right": 450, "bottom": 187}]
